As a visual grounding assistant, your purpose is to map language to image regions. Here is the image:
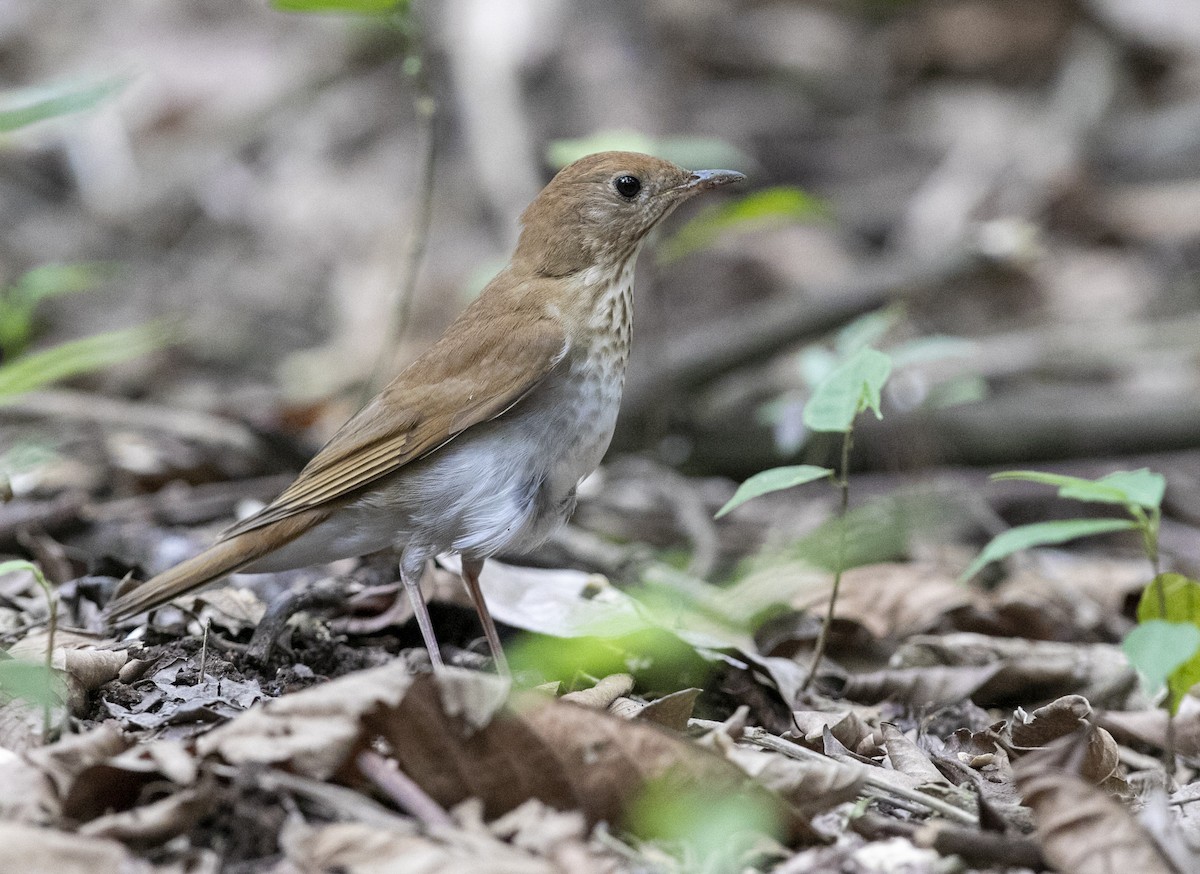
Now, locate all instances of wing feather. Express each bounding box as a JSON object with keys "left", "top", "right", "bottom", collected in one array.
[{"left": 223, "top": 303, "right": 568, "bottom": 538}]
